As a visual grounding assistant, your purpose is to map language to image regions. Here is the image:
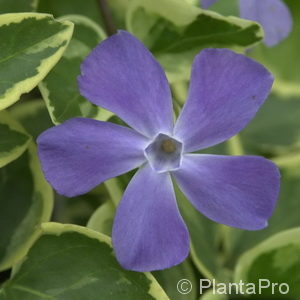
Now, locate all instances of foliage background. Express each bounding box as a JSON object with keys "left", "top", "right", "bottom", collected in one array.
[{"left": 0, "top": 0, "right": 299, "bottom": 299}]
